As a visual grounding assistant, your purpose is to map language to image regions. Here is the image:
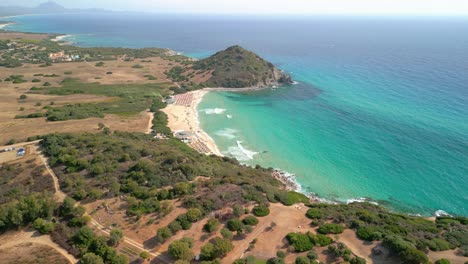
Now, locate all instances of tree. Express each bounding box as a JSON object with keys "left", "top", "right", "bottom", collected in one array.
[
  {"left": 74, "top": 226, "right": 96, "bottom": 247},
  {"left": 212, "top": 237, "right": 234, "bottom": 258},
  {"left": 295, "top": 256, "right": 310, "bottom": 264},
  {"left": 81, "top": 253, "right": 104, "bottom": 264},
  {"left": 169, "top": 238, "right": 194, "bottom": 260},
  {"left": 200, "top": 242, "right": 215, "bottom": 260},
  {"left": 109, "top": 228, "right": 124, "bottom": 246}
]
